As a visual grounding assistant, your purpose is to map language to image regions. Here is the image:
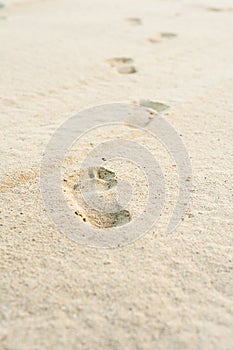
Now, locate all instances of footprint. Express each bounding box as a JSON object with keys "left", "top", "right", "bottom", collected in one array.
[
  {"left": 207, "top": 7, "right": 223, "bottom": 12},
  {"left": 105, "top": 57, "right": 137, "bottom": 74},
  {"left": 147, "top": 32, "right": 177, "bottom": 44},
  {"left": 125, "top": 17, "right": 142, "bottom": 26},
  {"left": 63, "top": 167, "right": 131, "bottom": 228},
  {"left": 105, "top": 57, "right": 133, "bottom": 67},
  {"left": 139, "top": 99, "right": 170, "bottom": 113},
  {"left": 207, "top": 7, "right": 233, "bottom": 12},
  {"left": 117, "top": 65, "right": 137, "bottom": 74},
  {"left": 160, "top": 32, "right": 177, "bottom": 39},
  {"left": 0, "top": 1, "right": 6, "bottom": 18}
]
